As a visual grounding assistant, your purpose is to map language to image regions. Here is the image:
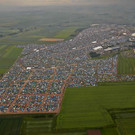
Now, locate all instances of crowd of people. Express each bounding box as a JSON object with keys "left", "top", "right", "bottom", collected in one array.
[{"left": 0, "top": 24, "right": 135, "bottom": 114}]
